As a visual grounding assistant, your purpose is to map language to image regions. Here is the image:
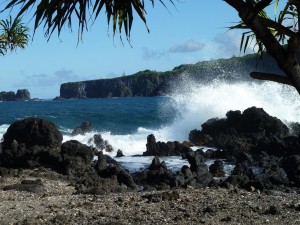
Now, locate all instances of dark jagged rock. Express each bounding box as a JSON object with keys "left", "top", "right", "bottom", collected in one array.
[
  {"left": 1, "top": 118, "right": 63, "bottom": 169},
  {"left": 116, "top": 149, "right": 124, "bottom": 157},
  {"left": 289, "top": 122, "right": 300, "bottom": 137},
  {"left": 189, "top": 107, "right": 289, "bottom": 159},
  {"left": 143, "top": 134, "right": 192, "bottom": 157},
  {"left": 251, "top": 136, "right": 300, "bottom": 157},
  {"left": 186, "top": 152, "right": 213, "bottom": 187},
  {"left": 2, "top": 118, "right": 62, "bottom": 150},
  {"left": 95, "top": 151, "right": 137, "bottom": 190},
  {"left": 282, "top": 155, "right": 300, "bottom": 186},
  {"left": 91, "top": 134, "right": 113, "bottom": 152},
  {"left": 209, "top": 160, "right": 225, "bottom": 177},
  {"left": 72, "top": 121, "right": 92, "bottom": 135}
]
